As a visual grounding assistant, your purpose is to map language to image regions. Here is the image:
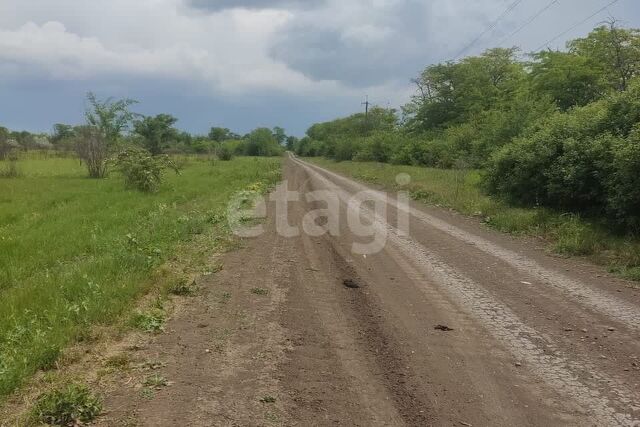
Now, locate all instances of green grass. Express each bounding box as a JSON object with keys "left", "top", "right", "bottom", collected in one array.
[
  {"left": 0, "top": 155, "right": 281, "bottom": 398},
  {"left": 30, "top": 383, "right": 102, "bottom": 426},
  {"left": 308, "top": 158, "right": 640, "bottom": 280}
]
